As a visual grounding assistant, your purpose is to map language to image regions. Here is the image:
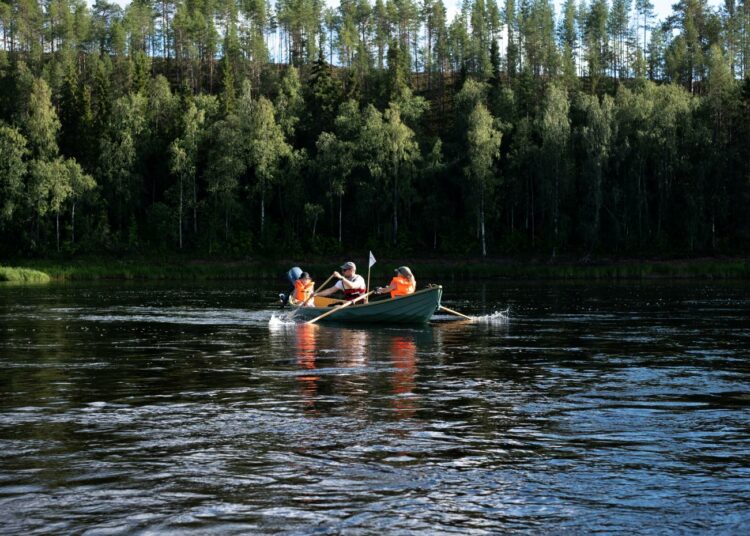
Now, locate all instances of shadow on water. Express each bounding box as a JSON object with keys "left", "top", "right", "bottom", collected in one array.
[{"left": 0, "top": 280, "right": 749, "bottom": 533}]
